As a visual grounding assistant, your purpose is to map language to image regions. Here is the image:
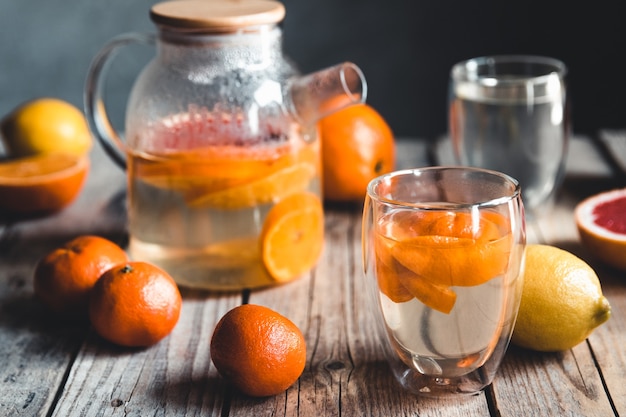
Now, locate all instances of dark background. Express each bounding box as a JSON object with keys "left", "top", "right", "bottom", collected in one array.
[{"left": 1, "top": 0, "right": 625, "bottom": 141}]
